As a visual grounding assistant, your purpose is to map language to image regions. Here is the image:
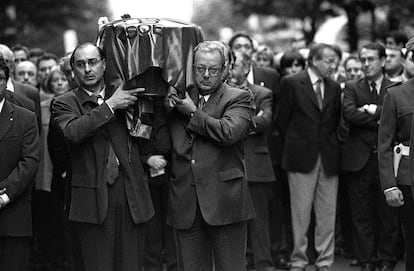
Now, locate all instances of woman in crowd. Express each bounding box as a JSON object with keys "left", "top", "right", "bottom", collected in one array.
[{"left": 279, "top": 50, "right": 306, "bottom": 76}]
